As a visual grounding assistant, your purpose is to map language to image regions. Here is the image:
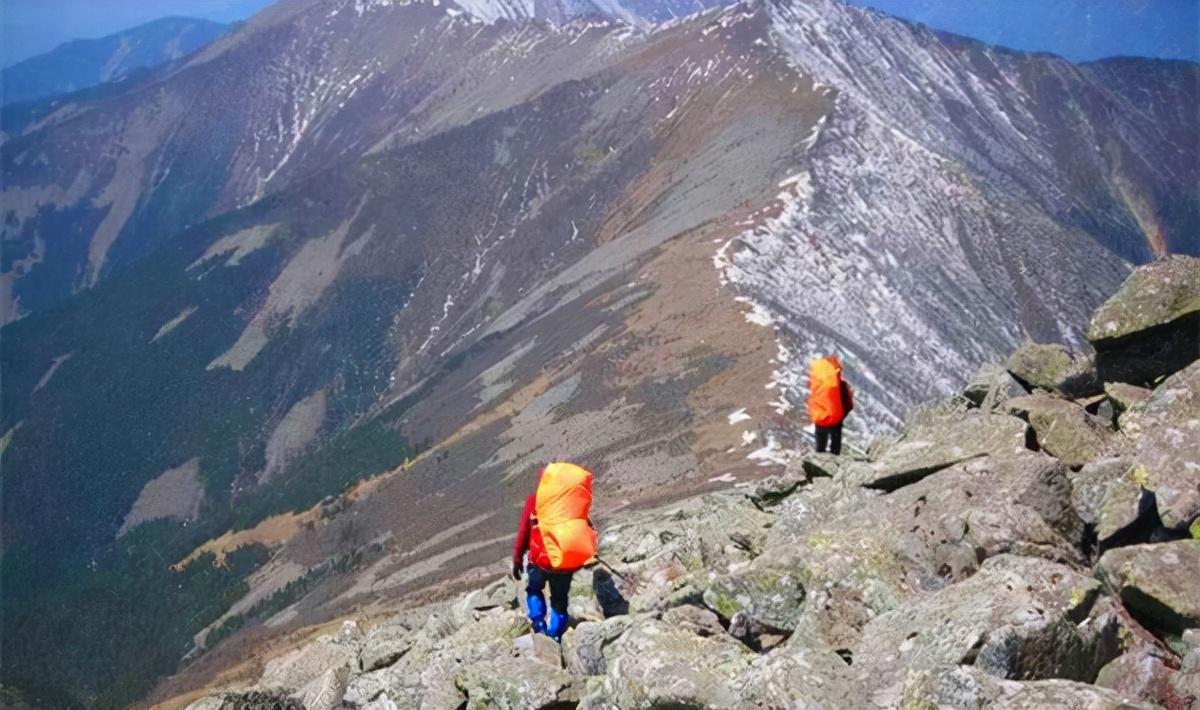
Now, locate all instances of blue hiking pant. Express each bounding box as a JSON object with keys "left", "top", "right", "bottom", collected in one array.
[{"left": 525, "top": 564, "right": 573, "bottom": 639}]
